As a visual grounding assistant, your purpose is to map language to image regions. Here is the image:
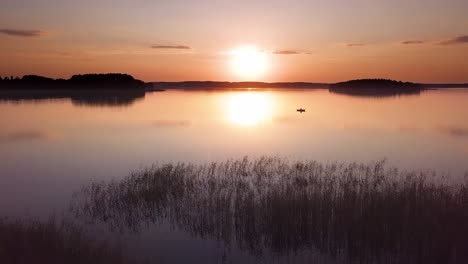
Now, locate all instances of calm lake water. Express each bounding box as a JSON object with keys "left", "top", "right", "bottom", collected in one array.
[{"left": 1, "top": 88, "right": 468, "bottom": 263}]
